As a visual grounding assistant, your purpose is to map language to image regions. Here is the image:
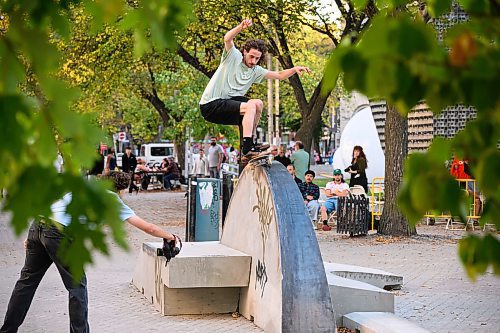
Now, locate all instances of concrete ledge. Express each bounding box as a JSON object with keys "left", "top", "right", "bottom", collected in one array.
[
  {"left": 159, "top": 241, "right": 251, "bottom": 288},
  {"left": 327, "top": 274, "right": 394, "bottom": 326},
  {"left": 343, "top": 312, "right": 430, "bottom": 333},
  {"left": 132, "top": 241, "right": 251, "bottom": 315},
  {"left": 324, "top": 262, "right": 403, "bottom": 290}
]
